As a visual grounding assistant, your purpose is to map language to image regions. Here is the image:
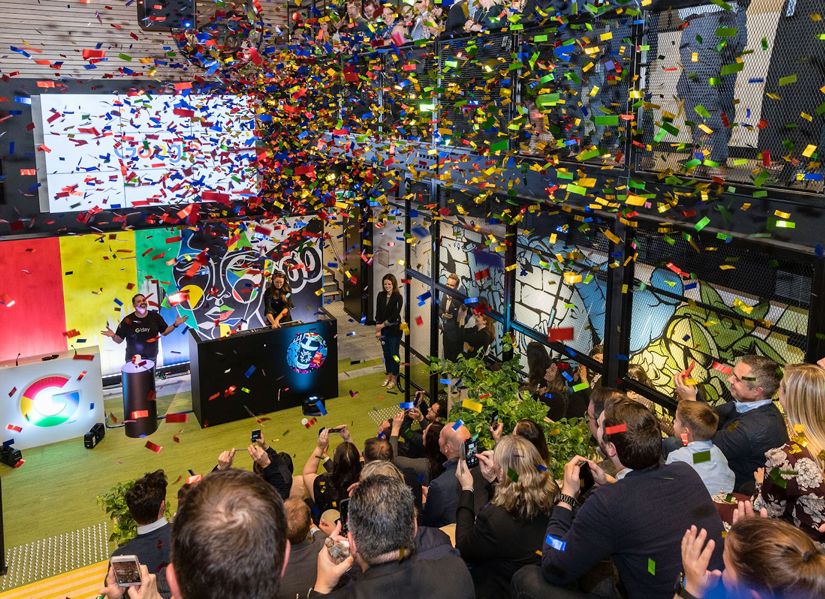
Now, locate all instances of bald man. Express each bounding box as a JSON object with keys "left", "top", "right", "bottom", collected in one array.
[{"left": 421, "top": 422, "right": 471, "bottom": 527}]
